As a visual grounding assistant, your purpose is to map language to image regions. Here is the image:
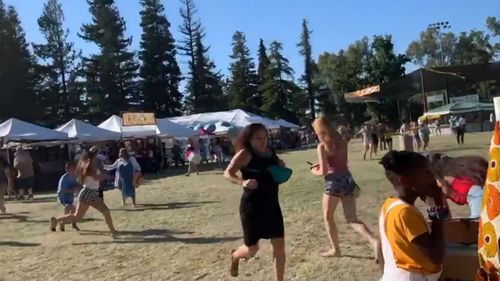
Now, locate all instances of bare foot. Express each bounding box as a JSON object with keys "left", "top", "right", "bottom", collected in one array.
[{"left": 321, "top": 249, "right": 341, "bottom": 257}]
